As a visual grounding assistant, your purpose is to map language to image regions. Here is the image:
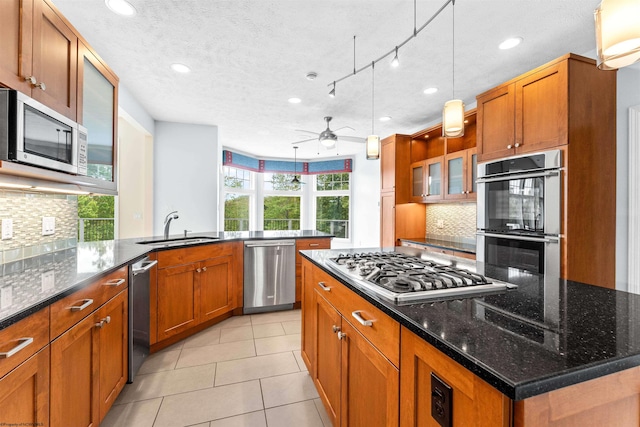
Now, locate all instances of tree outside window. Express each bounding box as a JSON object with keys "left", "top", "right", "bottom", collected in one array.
[
  {"left": 264, "top": 173, "right": 301, "bottom": 230},
  {"left": 315, "top": 173, "right": 350, "bottom": 239},
  {"left": 223, "top": 167, "right": 252, "bottom": 231},
  {"left": 77, "top": 195, "right": 115, "bottom": 241}
]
